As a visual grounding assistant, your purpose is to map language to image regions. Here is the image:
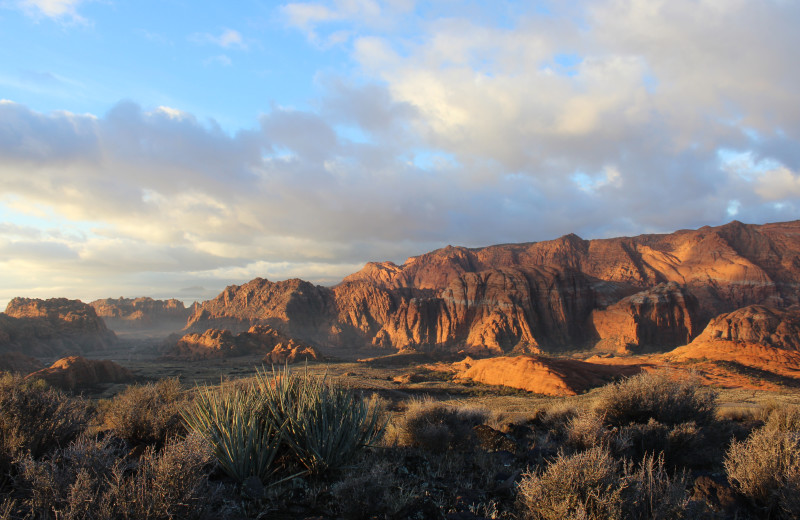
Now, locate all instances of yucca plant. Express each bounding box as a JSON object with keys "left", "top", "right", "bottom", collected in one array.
[
  {"left": 181, "top": 383, "right": 284, "bottom": 484},
  {"left": 255, "top": 367, "right": 385, "bottom": 475}
]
